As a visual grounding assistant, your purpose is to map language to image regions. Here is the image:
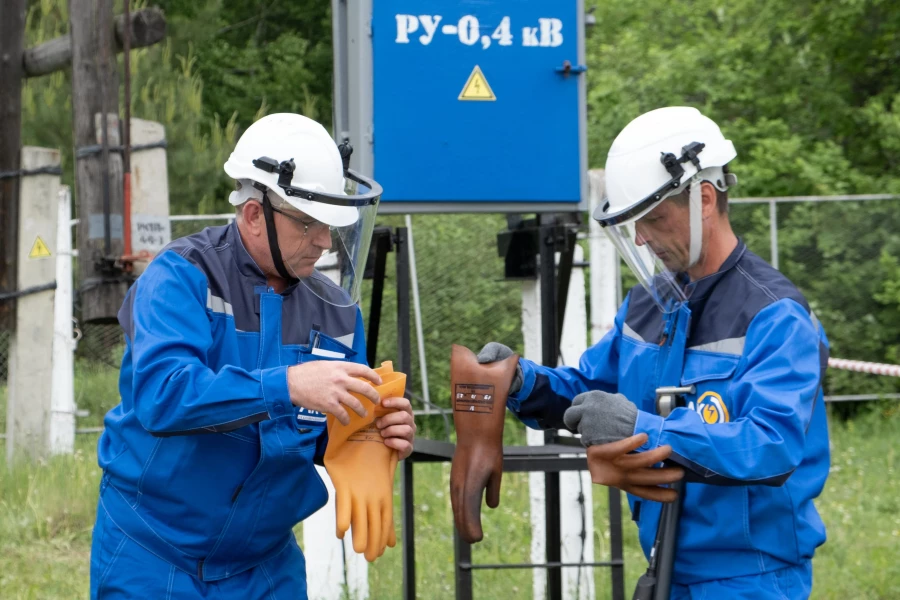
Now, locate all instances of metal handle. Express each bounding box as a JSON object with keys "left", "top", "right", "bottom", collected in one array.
[
  {"left": 655, "top": 385, "right": 695, "bottom": 417},
  {"left": 555, "top": 60, "right": 588, "bottom": 75}
]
